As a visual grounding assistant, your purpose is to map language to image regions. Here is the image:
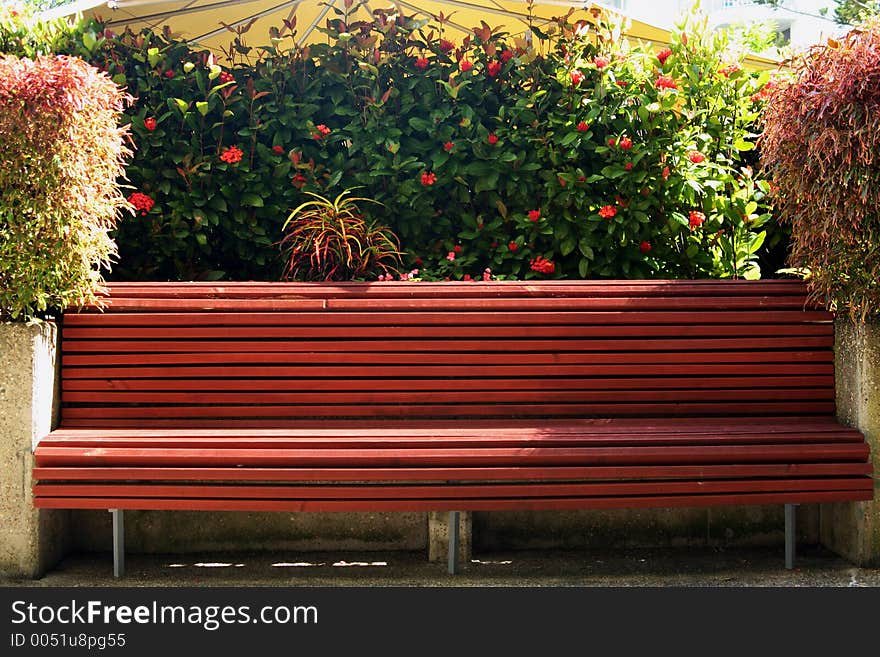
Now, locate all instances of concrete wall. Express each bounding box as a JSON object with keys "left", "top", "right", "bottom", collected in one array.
[
  {"left": 0, "top": 321, "right": 69, "bottom": 577},
  {"left": 824, "top": 320, "right": 880, "bottom": 566},
  {"left": 69, "top": 510, "right": 427, "bottom": 555},
  {"left": 475, "top": 506, "right": 819, "bottom": 552}
]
